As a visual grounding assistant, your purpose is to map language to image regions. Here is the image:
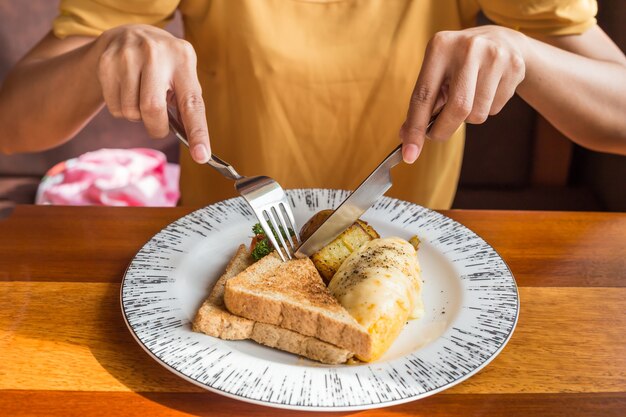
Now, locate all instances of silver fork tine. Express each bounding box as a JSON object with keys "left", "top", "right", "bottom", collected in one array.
[
  {"left": 168, "top": 110, "right": 300, "bottom": 262},
  {"left": 266, "top": 208, "right": 292, "bottom": 260},
  {"left": 280, "top": 201, "right": 301, "bottom": 246},
  {"left": 274, "top": 204, "right": 297, "bottom": 254},
  {"left": 258, "top": 215, "right": 287, "bottom": 262}
]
